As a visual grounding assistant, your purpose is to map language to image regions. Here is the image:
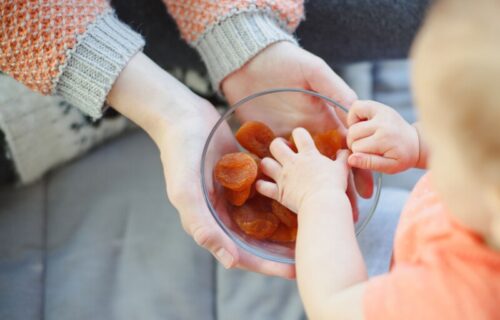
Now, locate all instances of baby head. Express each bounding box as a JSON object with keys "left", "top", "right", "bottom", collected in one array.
[{"left": 412, "top": 0, "right": 500, "bottom": 248}]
